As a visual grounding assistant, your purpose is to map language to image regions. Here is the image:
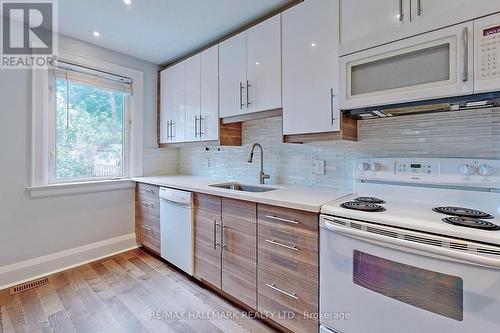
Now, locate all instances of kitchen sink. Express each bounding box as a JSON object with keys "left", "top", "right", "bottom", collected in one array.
[{"left": 209, "top": 182, "right": 277, "bottom": 193}]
